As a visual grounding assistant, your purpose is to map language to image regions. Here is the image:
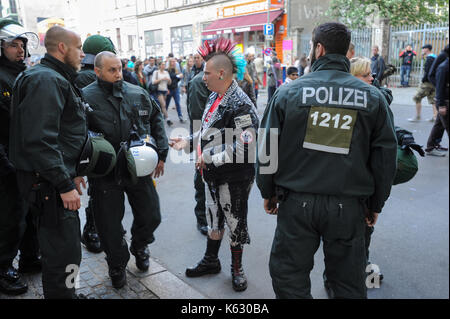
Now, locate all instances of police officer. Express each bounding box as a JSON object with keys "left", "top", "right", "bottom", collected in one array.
[
  {"left": 256, "top": 22, "right": 397, "bottom": 299},
  {"left": 82, "top": 51, "right": 168, "bottom": 289},
  {"left": 9, "top": 26, "right": 88, "bottom": 299},
  {"left": 75, "top": 35, "right": 117, "bottom": 254},
  {"left": 187, "top": 71, "right": 211, "bottom": 235},
  {"left": 0, "top": 18, "right": 40, "bottom": 295}
]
